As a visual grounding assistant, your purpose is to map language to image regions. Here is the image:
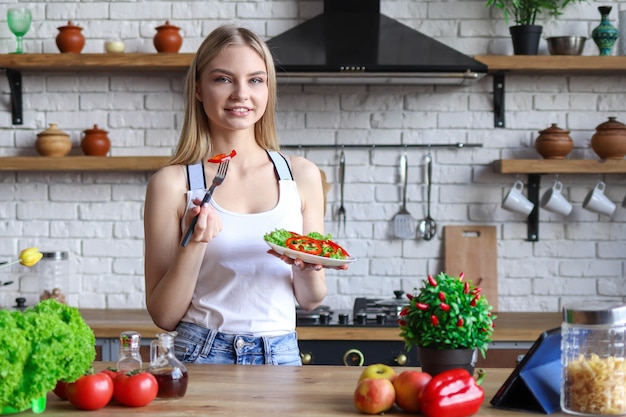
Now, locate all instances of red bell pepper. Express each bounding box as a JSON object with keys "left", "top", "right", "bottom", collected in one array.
[{"left": 420, "top": 368, "right": 485, "bottom": 417}]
